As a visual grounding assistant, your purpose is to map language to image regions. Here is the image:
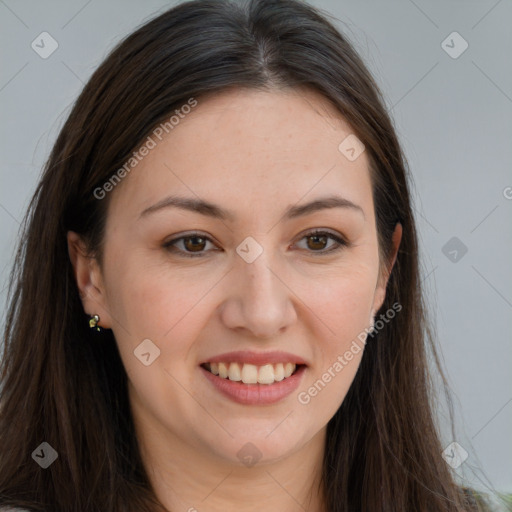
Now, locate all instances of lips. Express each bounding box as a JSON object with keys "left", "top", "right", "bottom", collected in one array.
[
  {"left": 199, "top": 350, "right": 307, "bottom": 366},
  {"left": 199, "top": 350, "right": 308, "bottom": 405}
]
